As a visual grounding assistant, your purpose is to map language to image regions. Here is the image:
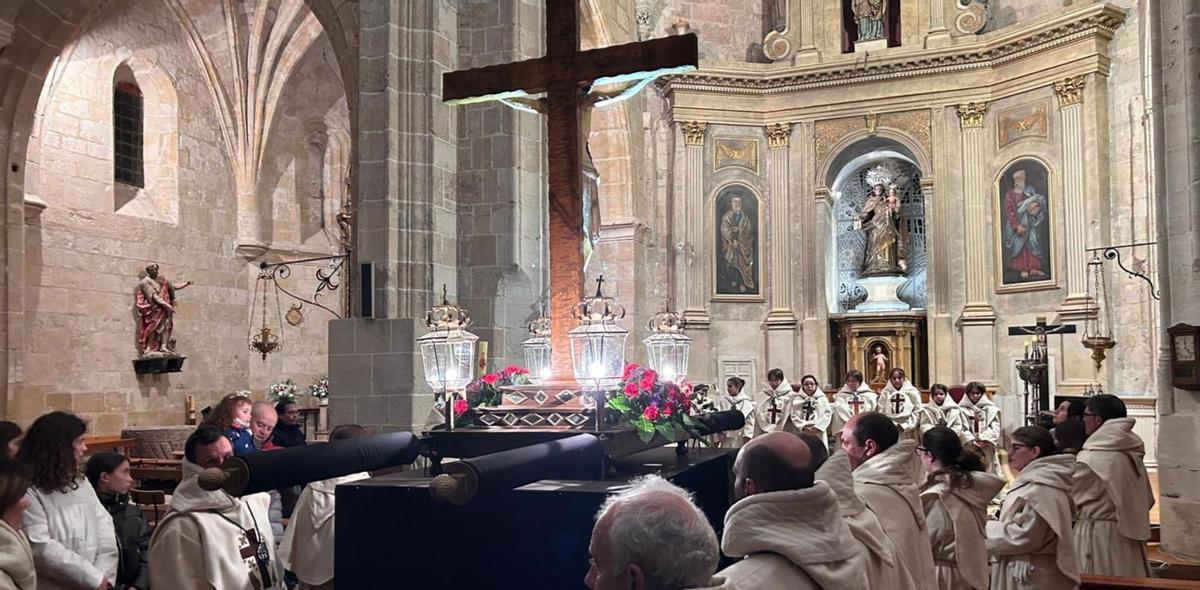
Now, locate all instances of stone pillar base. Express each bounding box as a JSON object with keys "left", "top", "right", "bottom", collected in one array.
[{"left": 854, "top": 276, "right": 910, "bottom": 313}]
